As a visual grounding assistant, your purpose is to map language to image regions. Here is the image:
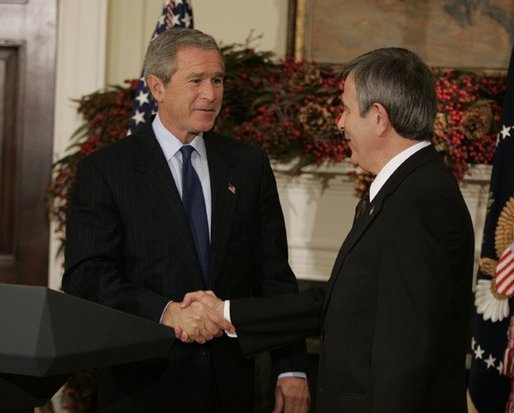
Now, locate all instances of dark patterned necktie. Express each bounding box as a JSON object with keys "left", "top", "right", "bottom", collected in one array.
[
  {"left": 354, "top": 191, "right": 370, "bottom": 220},
  {"left": 180, "top": 145, "right": 210, "bottom": 283}
]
